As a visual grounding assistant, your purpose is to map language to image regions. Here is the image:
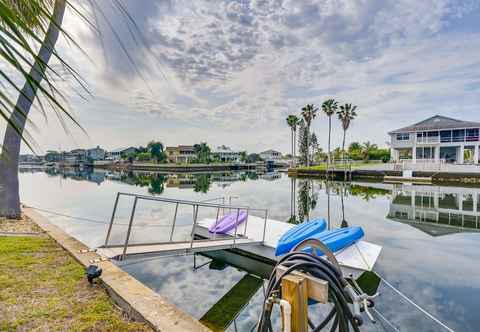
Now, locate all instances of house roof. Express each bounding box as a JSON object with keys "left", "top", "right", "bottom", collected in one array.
[{"left": 389, "top": 115, "right": 480, "bottom": 134}]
